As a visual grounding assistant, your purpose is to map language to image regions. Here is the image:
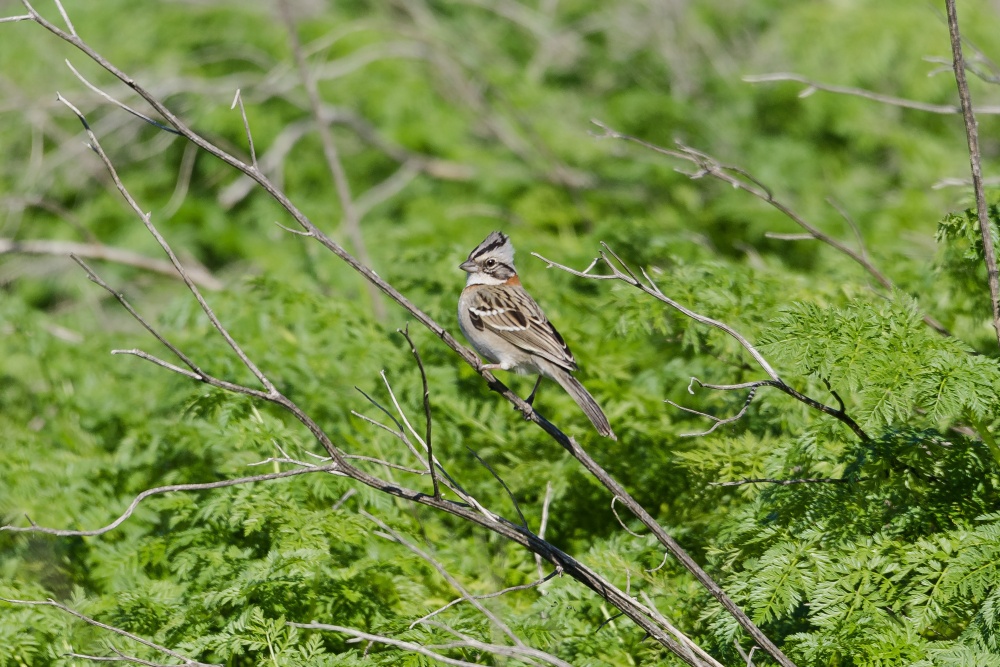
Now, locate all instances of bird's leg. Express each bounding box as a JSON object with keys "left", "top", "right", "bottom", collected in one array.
[{"left": 525, "top": 376, "right": 543, "bottom": 406}]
